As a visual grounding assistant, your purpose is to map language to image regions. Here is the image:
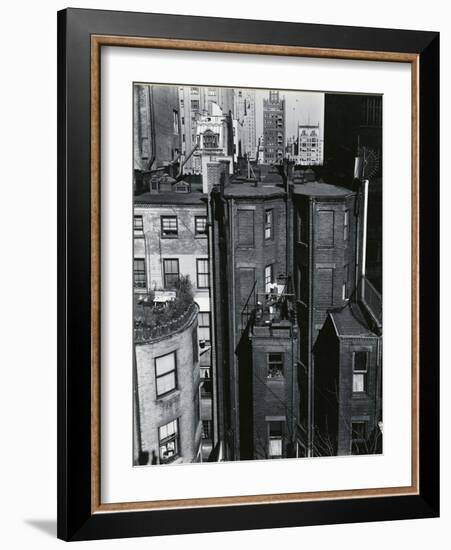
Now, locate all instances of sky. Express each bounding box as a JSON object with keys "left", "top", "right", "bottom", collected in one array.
[{"left": 254, "top": 89, "right": 325, "bottom": 141}]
